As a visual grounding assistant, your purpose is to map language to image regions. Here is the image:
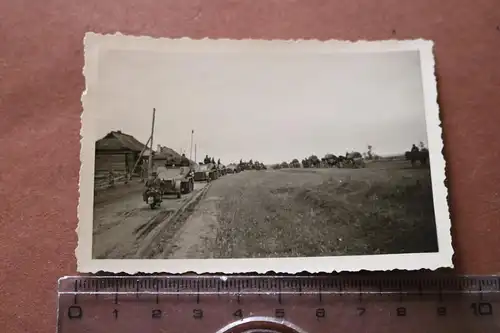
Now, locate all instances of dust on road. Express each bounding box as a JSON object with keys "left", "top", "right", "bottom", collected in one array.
[{"left": 159, "top": 161, "right": 439, "bottom": 259}]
